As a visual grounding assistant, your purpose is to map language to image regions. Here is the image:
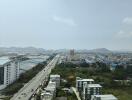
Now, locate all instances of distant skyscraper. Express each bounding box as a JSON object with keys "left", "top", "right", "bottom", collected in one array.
[
  {"left": 69, "top": 49, "right": 75, "bottom": 61},
  {"left": 70, "top": 49, "right": 75, "bottom": 56}
]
